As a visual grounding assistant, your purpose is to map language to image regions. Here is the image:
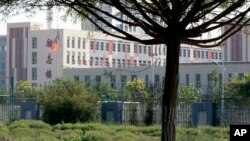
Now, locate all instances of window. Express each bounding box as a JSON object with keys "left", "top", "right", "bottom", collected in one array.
[
  {"left": 205, "top": 51, "right": 208, "bottom": 58},
  {"left": 32, "top": 52, "right": 37, "bottom": 64},
  {"left": 139, "top": 45, "right": 142, "bottom": 53},
  {"left": 67, "top": 51, "right": 70, "bottom": 64},
  {"left": 78, "top": 37, "right": 81, "bottom": 48},
  {"left": 32, "top": 83, "right": 37, "bottom": 87},
  {"left": 85, "top": 75, "right": 90, "bottom": 83},
  {"left": 96, "top": 42, "right": 99, "bottom": 50},
  {"left": 95, "top": 57, "right": 99, "bottom": 66},
  {"left": 215, "top": 52, "right": 218, "bottom": 59},
  {"left": 72, "top": 37, "right": 75, "bottom": 48},
  {"left": 143, "top": 46, "right": 146, "bottom": 54},
  {"left": 145, "top": 75, "right": 149, "bottom": 87},
  {"left": 148, "top": 46, "right": 151, "bottom": 56},
  {"left": 72, "top": 52, "right": 75, "bottom": 64},
  {"left": 90, "top": 41, "right": 93, "bottom": 49},
  {"left": 186, "top": 74, "right": 189, "bottom": 85},
  {"left": 219, "top": 53, "right": 222, "bottom": 59},
  {"left": 100, "top": 42, "right": 104, "bottom": 50},
  {"left": 112, "top": 43, "right": 116, "bottom": 51},
  {"left": 106, "top": 42, "right": 109, "bottom": 51},
  {"left": 32, "top": 68, "right": 37, "bottom": 80},
  {"left": 74, "top": 76, "right": 79, "bottom": 82},
  {"left": 148, "top": 61, "right": 151, "bottom": 65},
  {"left": 100, "top": 57, "right": 104, "bottom": 65},
  {"left": 117, "top": 59, "right": 121, "bottom": 67},
  {"left": 122, "top": 44, "right": 125, "bottom": 52},
  {"left": 82, "top": 38, "right": 85, "bottom": 49},
  {"left": 163, "top": 46, "right": 166, "bottom": 55},
  {"left": 187, "top": 50, "right": 190, "bottom": 57},
  {"left": 197, "top": 51, "right": 200, "bottom": 58},
  {"left": 158, "top": 46, "right": 161, "bottom": 55},
  {"left": 195, "top": 74, "right": 201, "bottom": 89},
  {"left": 67, "top": 36, "right": 70, "bottom": 48},
  {"left": 131, "top": 75, "right": 137, "bottom": 80},
  {"left": 112, "top": 59, "right": 116, "bottom": 67},
  {"left": 32, "top": 37, "right": 37, "bottom": 48},
  {"left": 228, "top": 73, "right": 232, "bottom": 81},
  {"left": 155, "top": 74, "right": 160, "bottom": 87},
  {"left": 122, "top": 59, "right": 125, "bottom": 66},
  {"left": 134, "top": 60, "right": 137, "bottom": 66},
  {"left": 95, "top": 75, "right": 101, "bottom": 83},
  {"left": 179, "top": 49, "right": 182, "bottom": 56},
  {"left": 155, "top": 46, "right": 157, "bottom": 55},
  {"left": 201, "top": 51, "right": 204, "bottom": 58},
  {"left": 77, "top": 52, "right": 81, "bottom": 65},
  {"left": 118, "top": 44, "right": 121, "bottom": 52},
  {"left": 127, "top": 60, "right": 130, "bottom": 66},
  {"left": 134, "top": 45, "right": 137, "bottom": 53},
  {"left": 127, "top": 45, "right": 130, "bottom": 53},
  {"left": 121, "top": 75, "right": 127, "bottom": 89},
  {"left": 111, "top": 75, "right": 116, "bottom": 89},
  {"left": 193, "top": 50, "right": 196, "bottom": 58},
  {"left": 211, "top": 52, "right": 214, "bottom": 59},
  {"left": 90, "top": 57, "right": 93, "bottom": 66},
  {"left": 183, "top": 49, "right": 186, "bottom": 57}
]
